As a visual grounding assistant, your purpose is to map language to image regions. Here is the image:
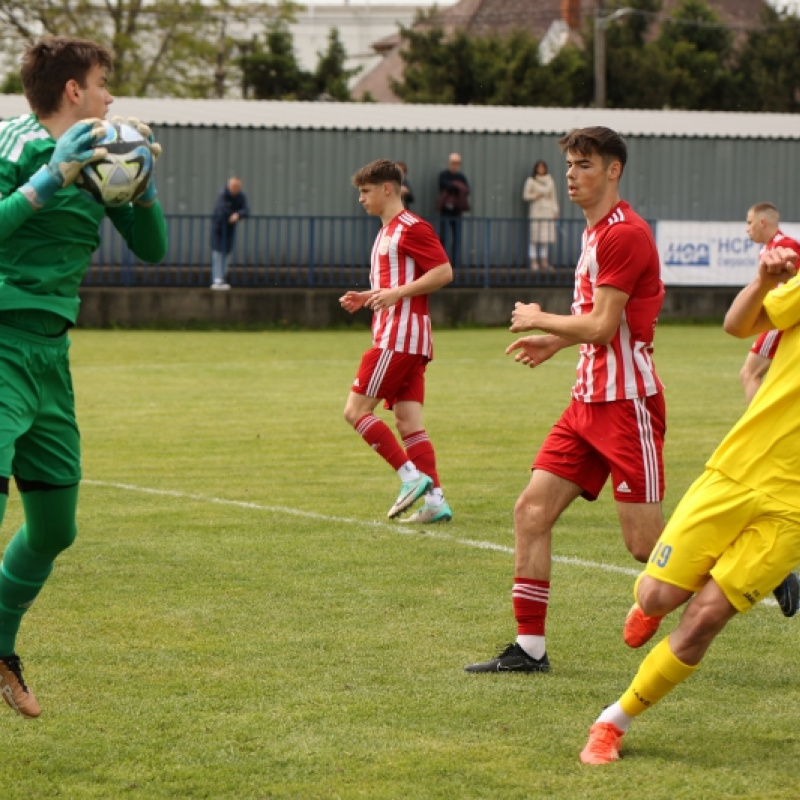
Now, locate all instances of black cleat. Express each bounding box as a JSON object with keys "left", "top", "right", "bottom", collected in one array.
[
  {"left": 773, "top": 571, "right": 800, "bottom": 618},
  {"left": 464, "top": 642, "right": 550, "bottom": 673}
]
